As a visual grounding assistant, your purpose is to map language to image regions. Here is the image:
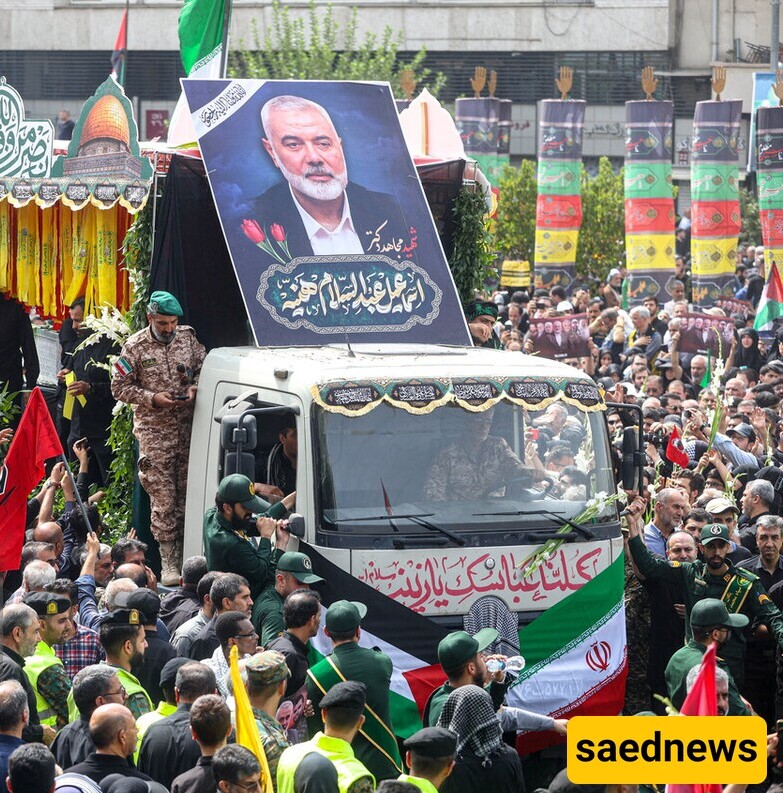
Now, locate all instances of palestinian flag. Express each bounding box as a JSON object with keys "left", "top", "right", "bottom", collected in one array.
[
  {"left": 110, "top": 9, "right": 128, "bottom": 85},
  {"left": 509, "top": 554, "right": 627, "bottom": 755},
  {"left": 303, "top": 543, "right": 448, "bottom": 738},
  {"left": 754, "top": 258, "right": 783, "bottom": 333},
  {"left": 168, "top": 0, "right": 231, "bottom": 146}
]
